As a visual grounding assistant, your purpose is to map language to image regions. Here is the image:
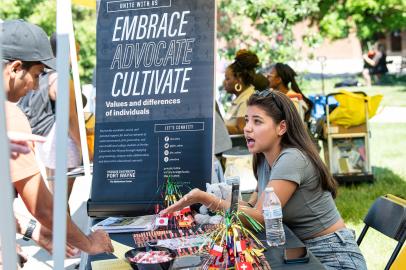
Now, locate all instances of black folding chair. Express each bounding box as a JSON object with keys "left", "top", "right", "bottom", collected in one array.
[{"left": 357, "top": 194, "right": 406, "bottom": 270}]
